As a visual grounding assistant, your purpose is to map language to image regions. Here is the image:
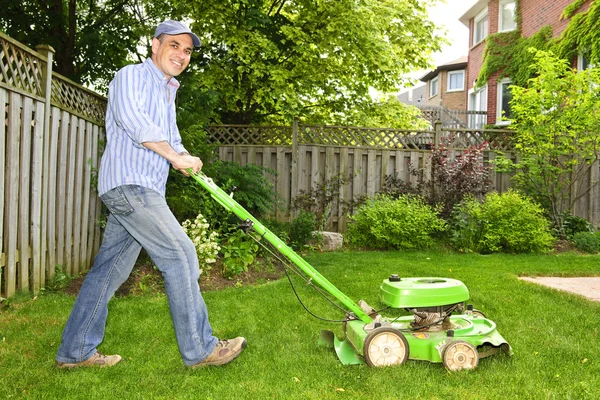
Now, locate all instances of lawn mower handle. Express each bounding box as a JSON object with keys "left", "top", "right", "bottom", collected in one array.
[{"left": 187, "top": 169, "right": 373, "bottom": 324}]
